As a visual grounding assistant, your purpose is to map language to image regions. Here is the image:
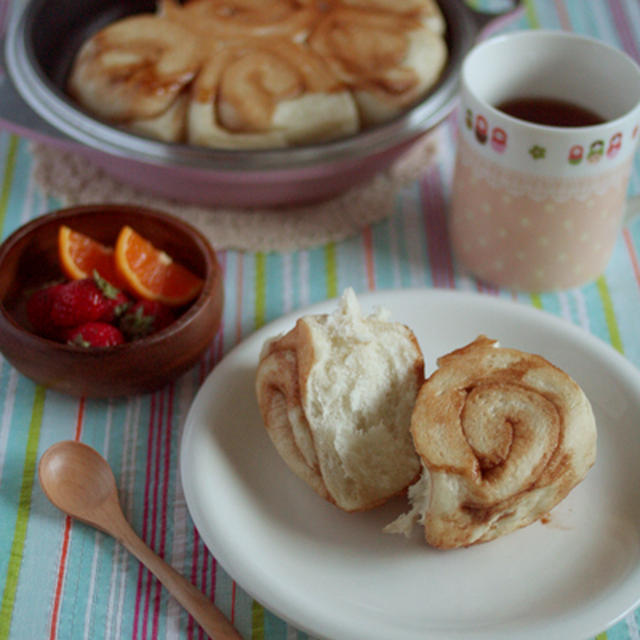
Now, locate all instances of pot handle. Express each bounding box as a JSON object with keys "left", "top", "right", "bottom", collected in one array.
[
  {"left": 463, "top": 0, "right": 526, "bottom": 37},
  {"left": 0, "top": 36, "right": 63, "bottom": 140}
]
